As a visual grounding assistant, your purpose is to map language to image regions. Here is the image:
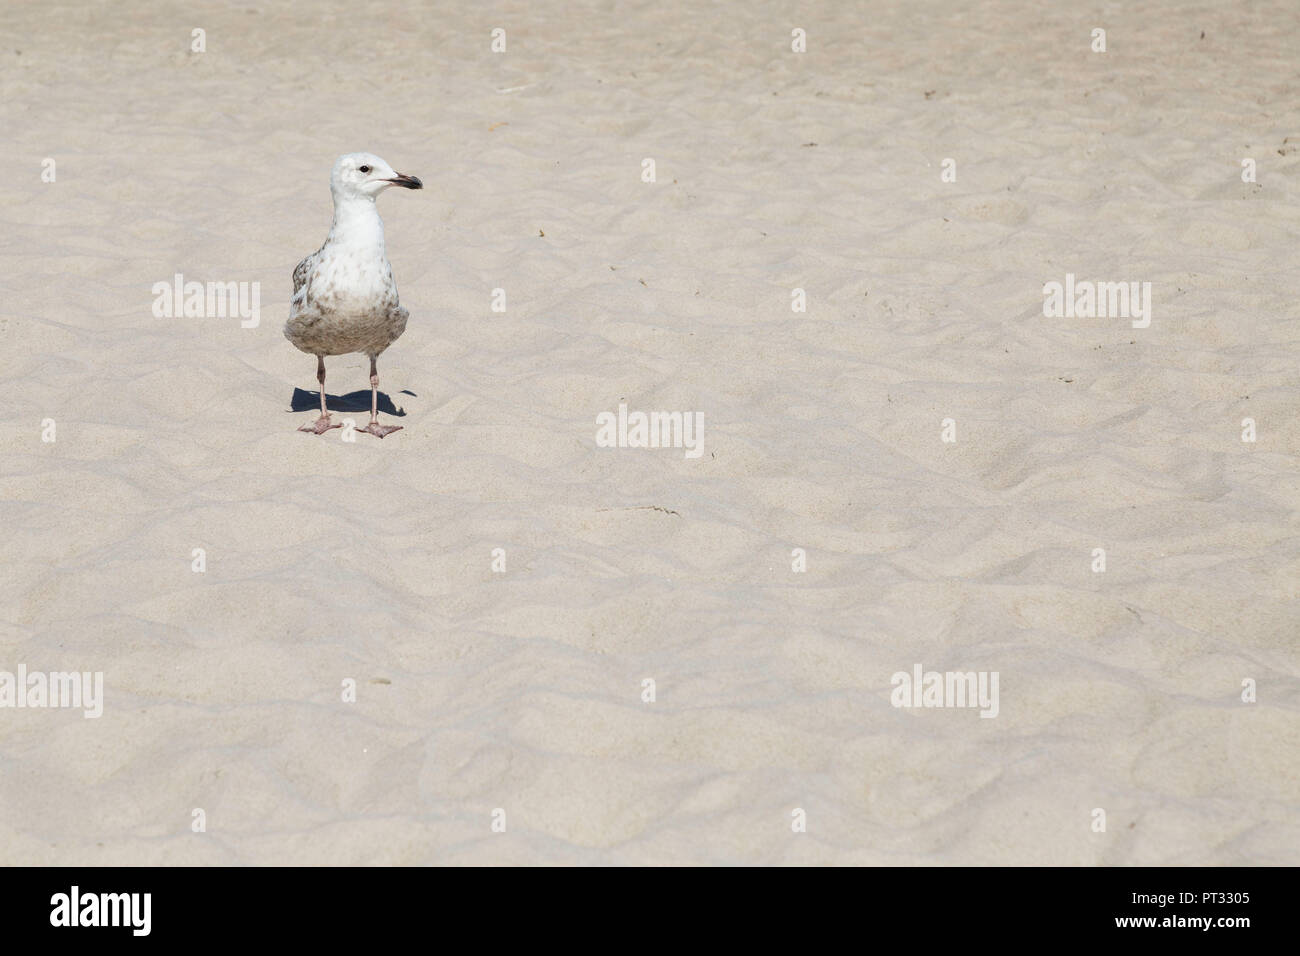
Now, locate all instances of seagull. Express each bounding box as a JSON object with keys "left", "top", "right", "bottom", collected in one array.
[{"left": 285, "top": 152, "right": 422, "bottom": 437}]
